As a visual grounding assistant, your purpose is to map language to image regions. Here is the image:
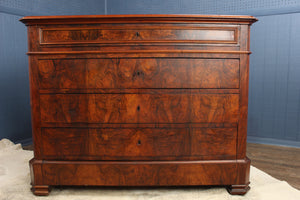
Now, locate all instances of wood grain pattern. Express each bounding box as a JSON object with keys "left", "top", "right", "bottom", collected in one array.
[
  {"left": 23, "top": 143, "right": 300, "bottom": 191},
  {"left": 31, "top": 159, "right": 241, "bottom": 186},
  {"left": 89, "top": 128, "right": 189, "bottom": 158},
  {"left": 40, "top": 94, "right": 239, "bottom": 123},
  {"left": 38, "top": 59, "right": 86, "bottom": 89},
  {"left": 191, "top": 94, "right": 239, "bottom": 123},
  {"left": 191, "top": 128, "right": 237, "bottom": 156},
  {"left": 38, "top": 58, "right": 239, "bottom": 89},
  {"left": 40, "top": 127, "right": 237, "bottom": 160},
  {"left": 21, "top": 15, "right": 256, "bottom": 196},
  {"left": 39, "top": 88, "right": 240, "bottom": 95},
  {"left": 41, "top": 128, "right": 88, "bottom": 159},
  {"left": 40, "top": 27, "right": 236, "bottom": 44},
  {"left": 39, "top": 122, "right": 238, "bottom": 129}
]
